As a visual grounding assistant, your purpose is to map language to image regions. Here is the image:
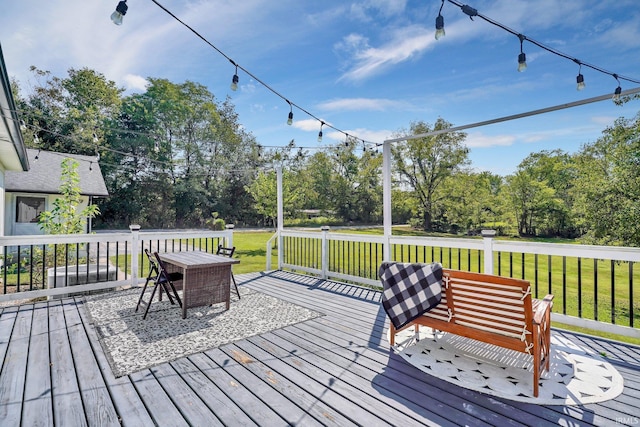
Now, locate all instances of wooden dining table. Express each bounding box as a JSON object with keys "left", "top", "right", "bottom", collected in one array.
[{"left": 158, "top": 250, "right": 240, "bottom": 319}]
